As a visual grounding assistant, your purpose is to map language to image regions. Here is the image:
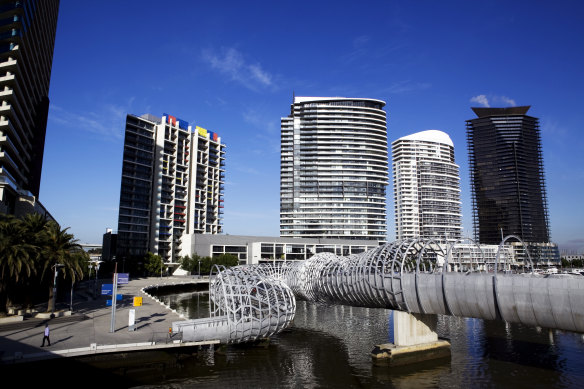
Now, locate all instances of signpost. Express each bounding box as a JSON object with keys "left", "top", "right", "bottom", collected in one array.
[
  {"left": 103, "top": 266, "right": 132, "bottom": 333},
  {"left": 110, "top": 263, "right": 118, "bottom": 333}
]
